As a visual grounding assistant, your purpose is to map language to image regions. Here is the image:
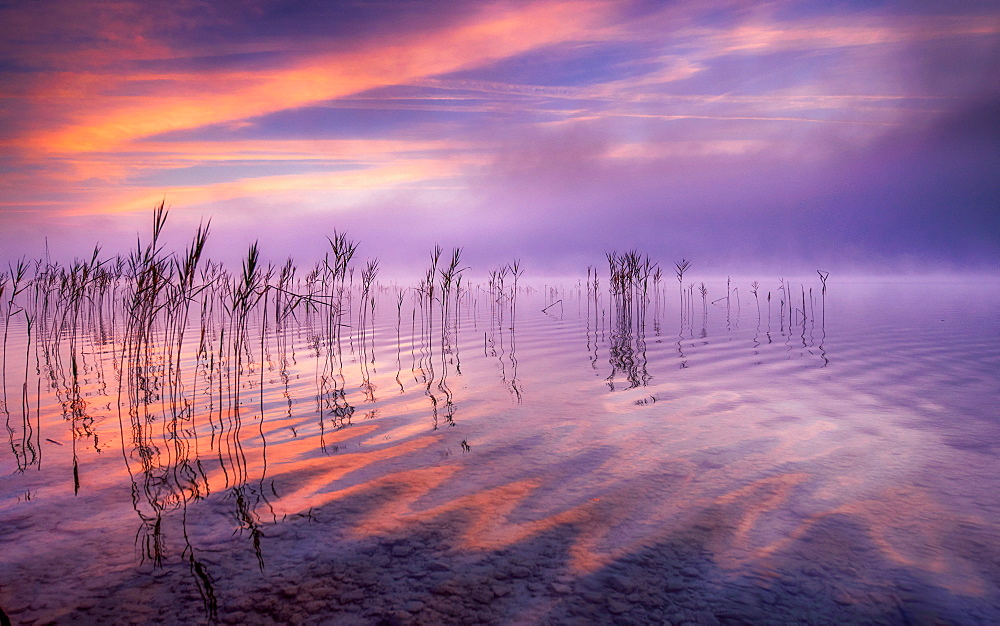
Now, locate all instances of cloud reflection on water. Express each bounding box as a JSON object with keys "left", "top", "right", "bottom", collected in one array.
[{"left": 0, "top": 265, "right": 998, "bottom": 622}]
